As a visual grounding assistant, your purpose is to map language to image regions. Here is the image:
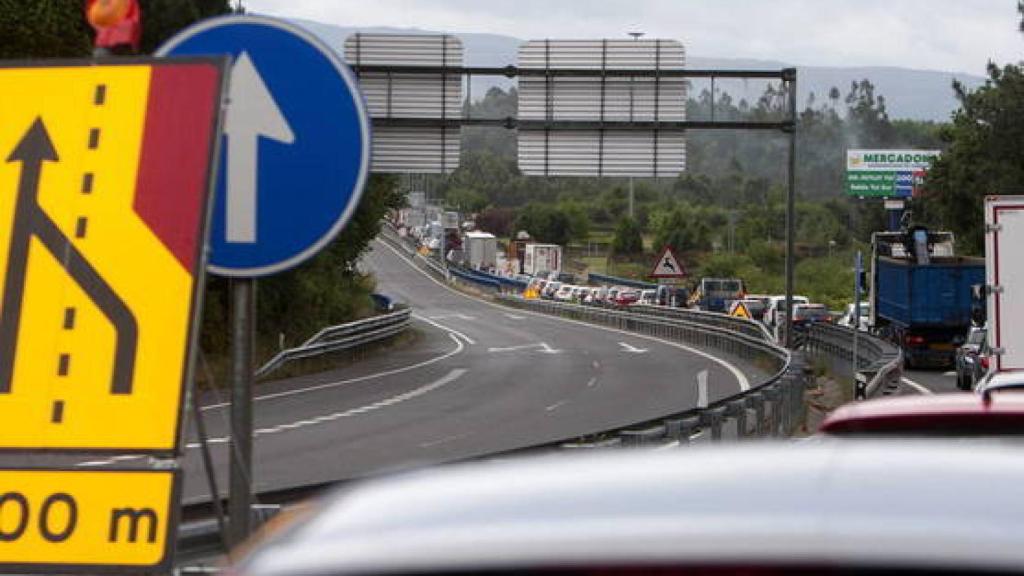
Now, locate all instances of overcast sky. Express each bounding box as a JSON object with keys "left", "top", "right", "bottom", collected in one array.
[{"left": 240, "top": 0, "right": 1021, "bottom": 76}]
